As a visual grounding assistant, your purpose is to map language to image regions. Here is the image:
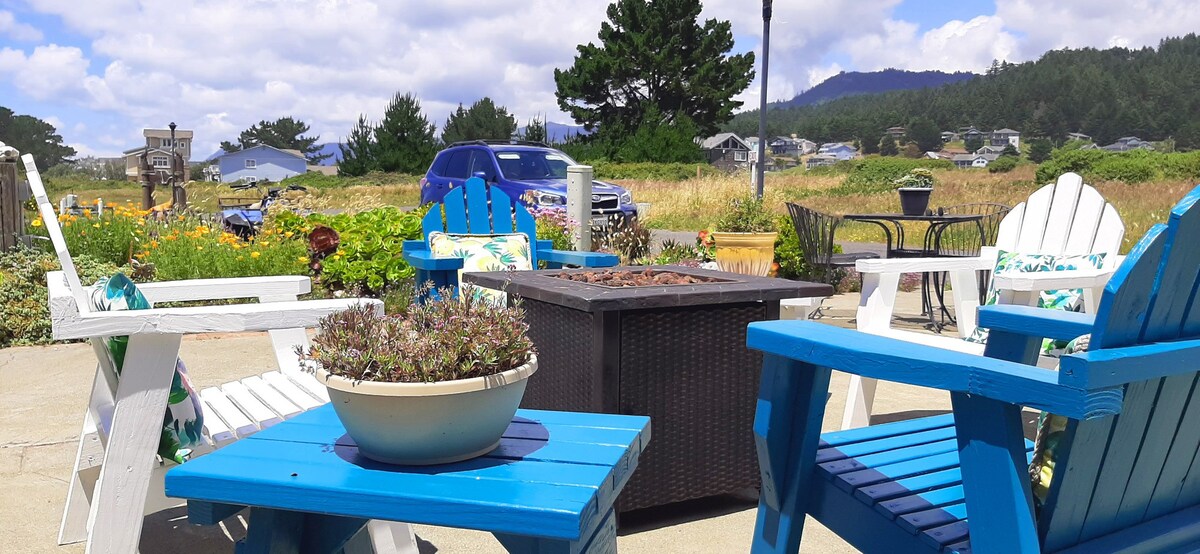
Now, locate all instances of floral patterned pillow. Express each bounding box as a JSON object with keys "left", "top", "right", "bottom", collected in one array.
[
  {"left": 964, "top": 250, "right": 1106, "bottom": 356},
  {"left": 428, "top": 232, "right": 533, "bottom": 304},
  {"left": 91, "top": 273, "right": 204, "bottom": 464}
]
